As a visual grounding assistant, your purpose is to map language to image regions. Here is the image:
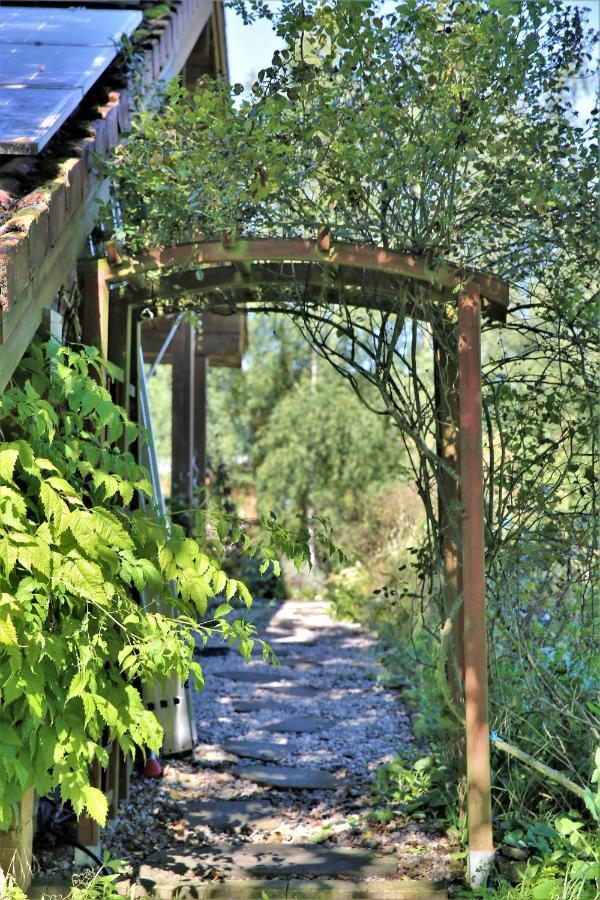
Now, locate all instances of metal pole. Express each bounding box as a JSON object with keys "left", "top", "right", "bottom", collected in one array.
[
  {"left": 148, "top": 312, "right": 184, "bottom": 379},
  {"left": 457, "top": 281, "right": 494, "bottom": 886}
]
